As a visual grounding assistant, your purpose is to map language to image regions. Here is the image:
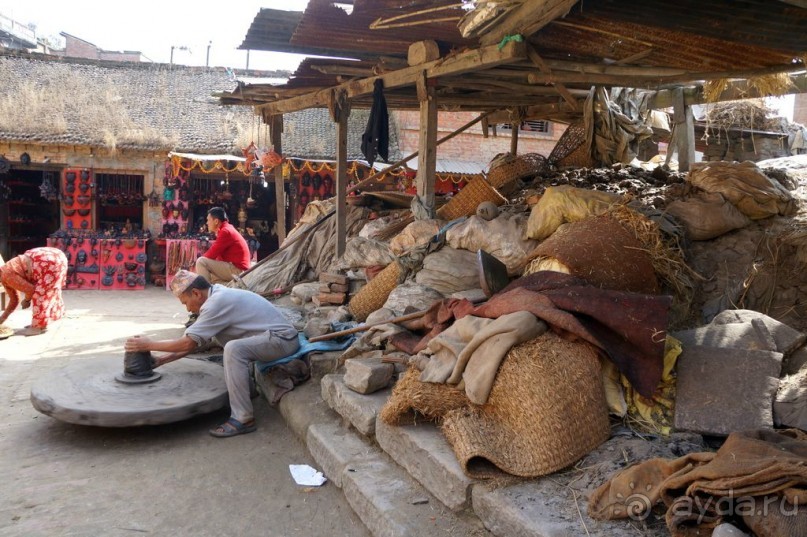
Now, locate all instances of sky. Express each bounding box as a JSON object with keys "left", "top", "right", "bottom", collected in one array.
[{"left": 0, "top": 0, "right": 312, "bottom": 72}]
